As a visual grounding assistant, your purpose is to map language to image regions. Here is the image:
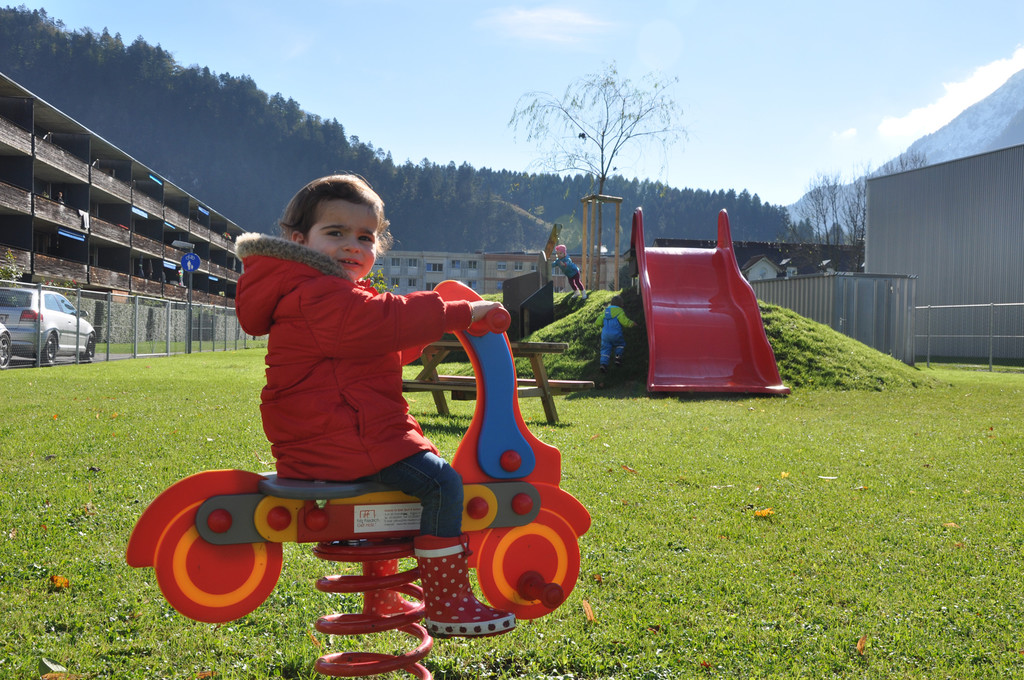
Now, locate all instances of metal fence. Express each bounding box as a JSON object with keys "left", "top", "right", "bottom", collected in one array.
[
  {"left": 751, "top": 273, "right": 917, "bottom": 365},
  {"left": 916, "top": 302, "right": 1024, "bottom": 370},
  {"left": 1, "top": 280, "right": 258, "bottom": 368}
]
